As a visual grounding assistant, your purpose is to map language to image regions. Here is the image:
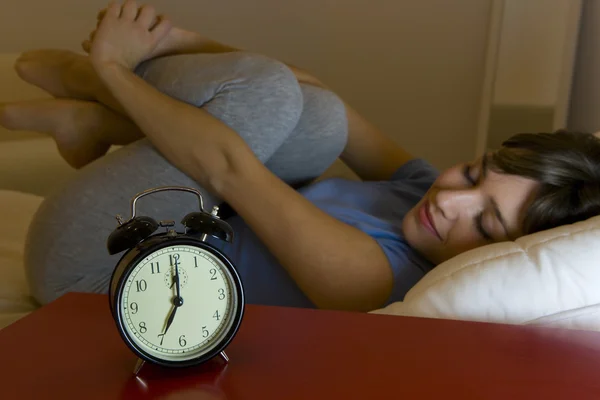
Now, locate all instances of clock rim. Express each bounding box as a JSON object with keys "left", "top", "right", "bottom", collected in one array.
[{"left": 110, "top": 234, "right": 245, "bottom": 368}]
